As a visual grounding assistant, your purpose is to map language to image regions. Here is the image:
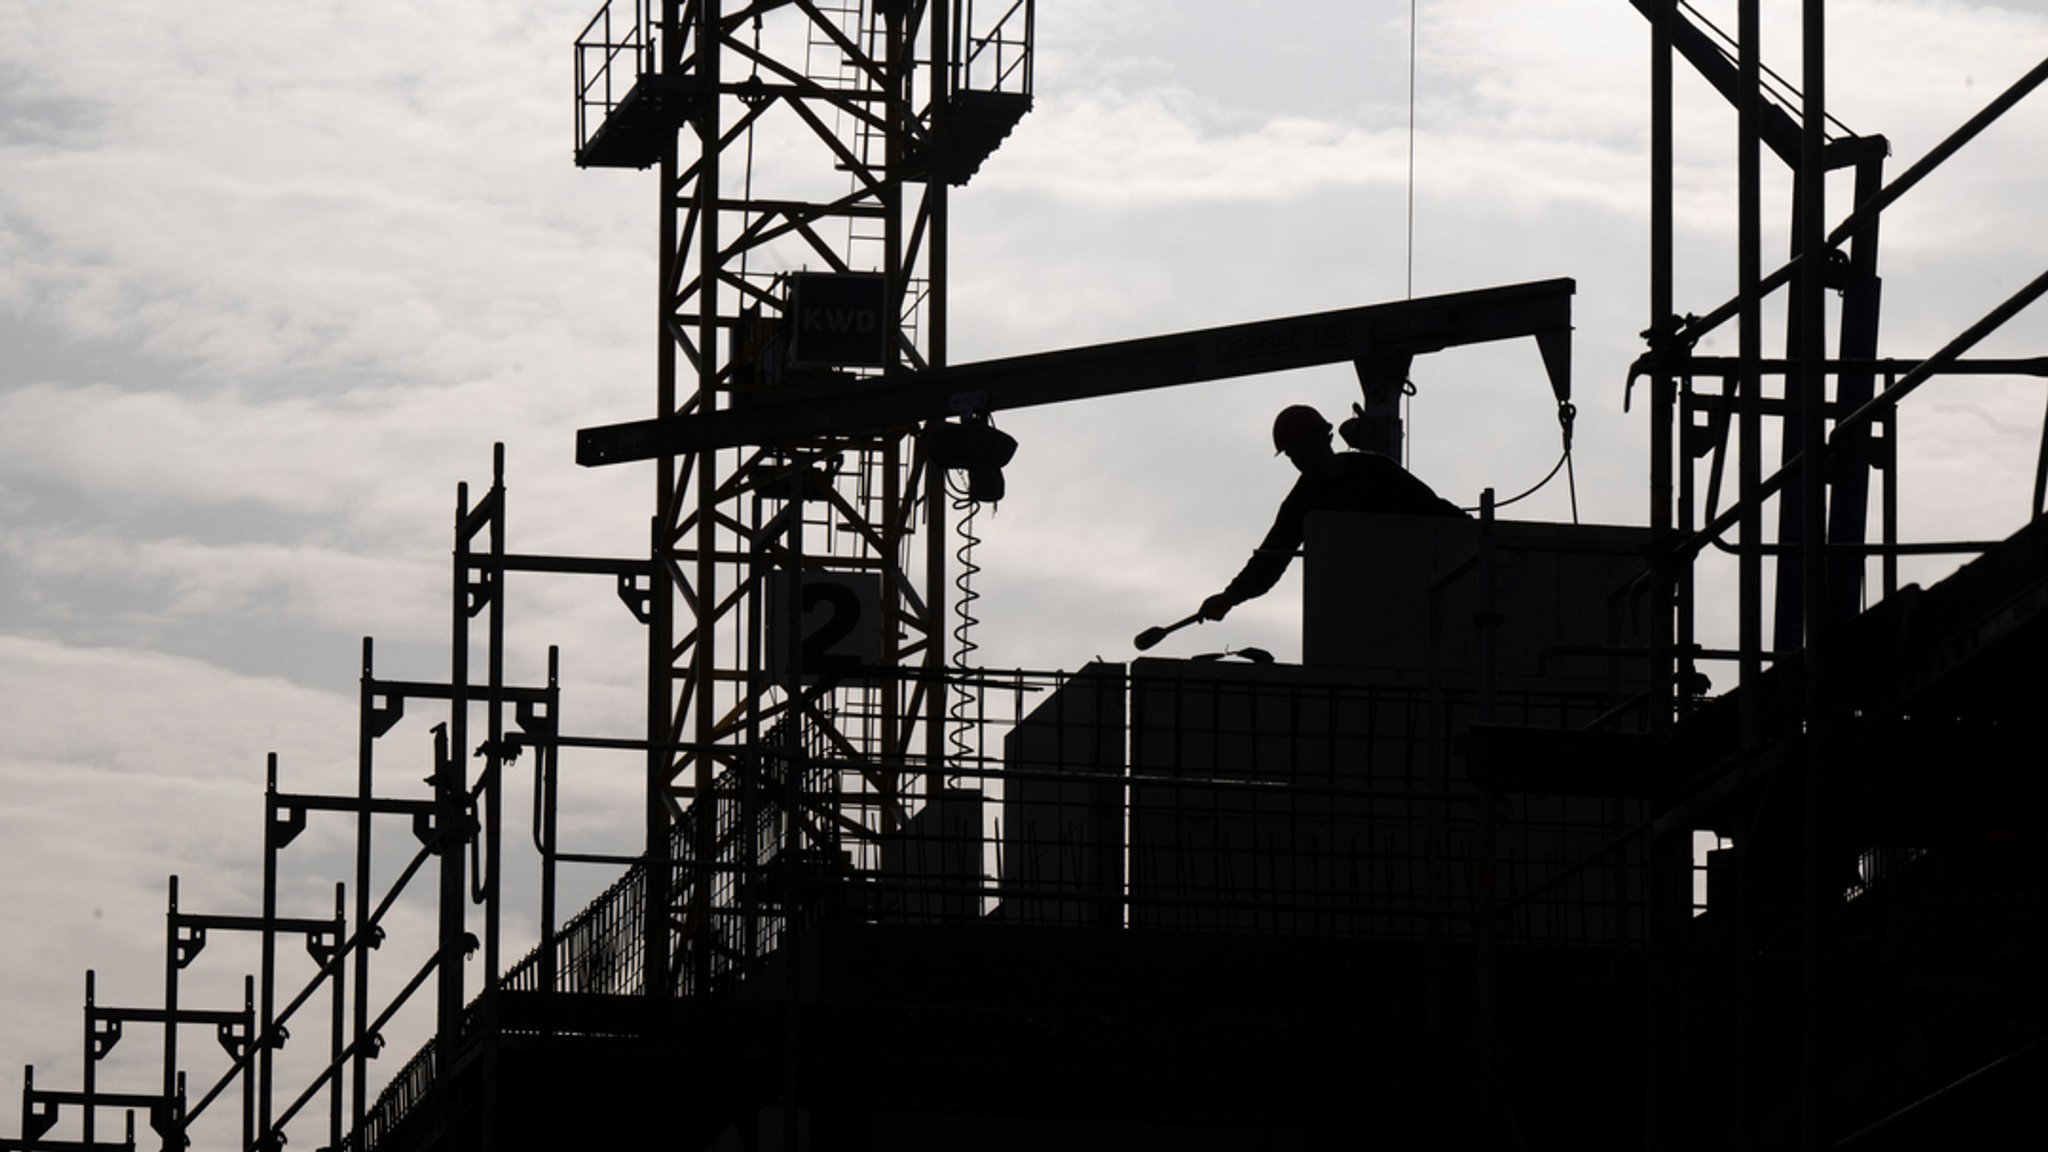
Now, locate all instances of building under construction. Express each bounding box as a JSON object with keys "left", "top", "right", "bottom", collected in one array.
[{"left": 6, "top": 2, "right": 2048, "bottom": 1149}]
